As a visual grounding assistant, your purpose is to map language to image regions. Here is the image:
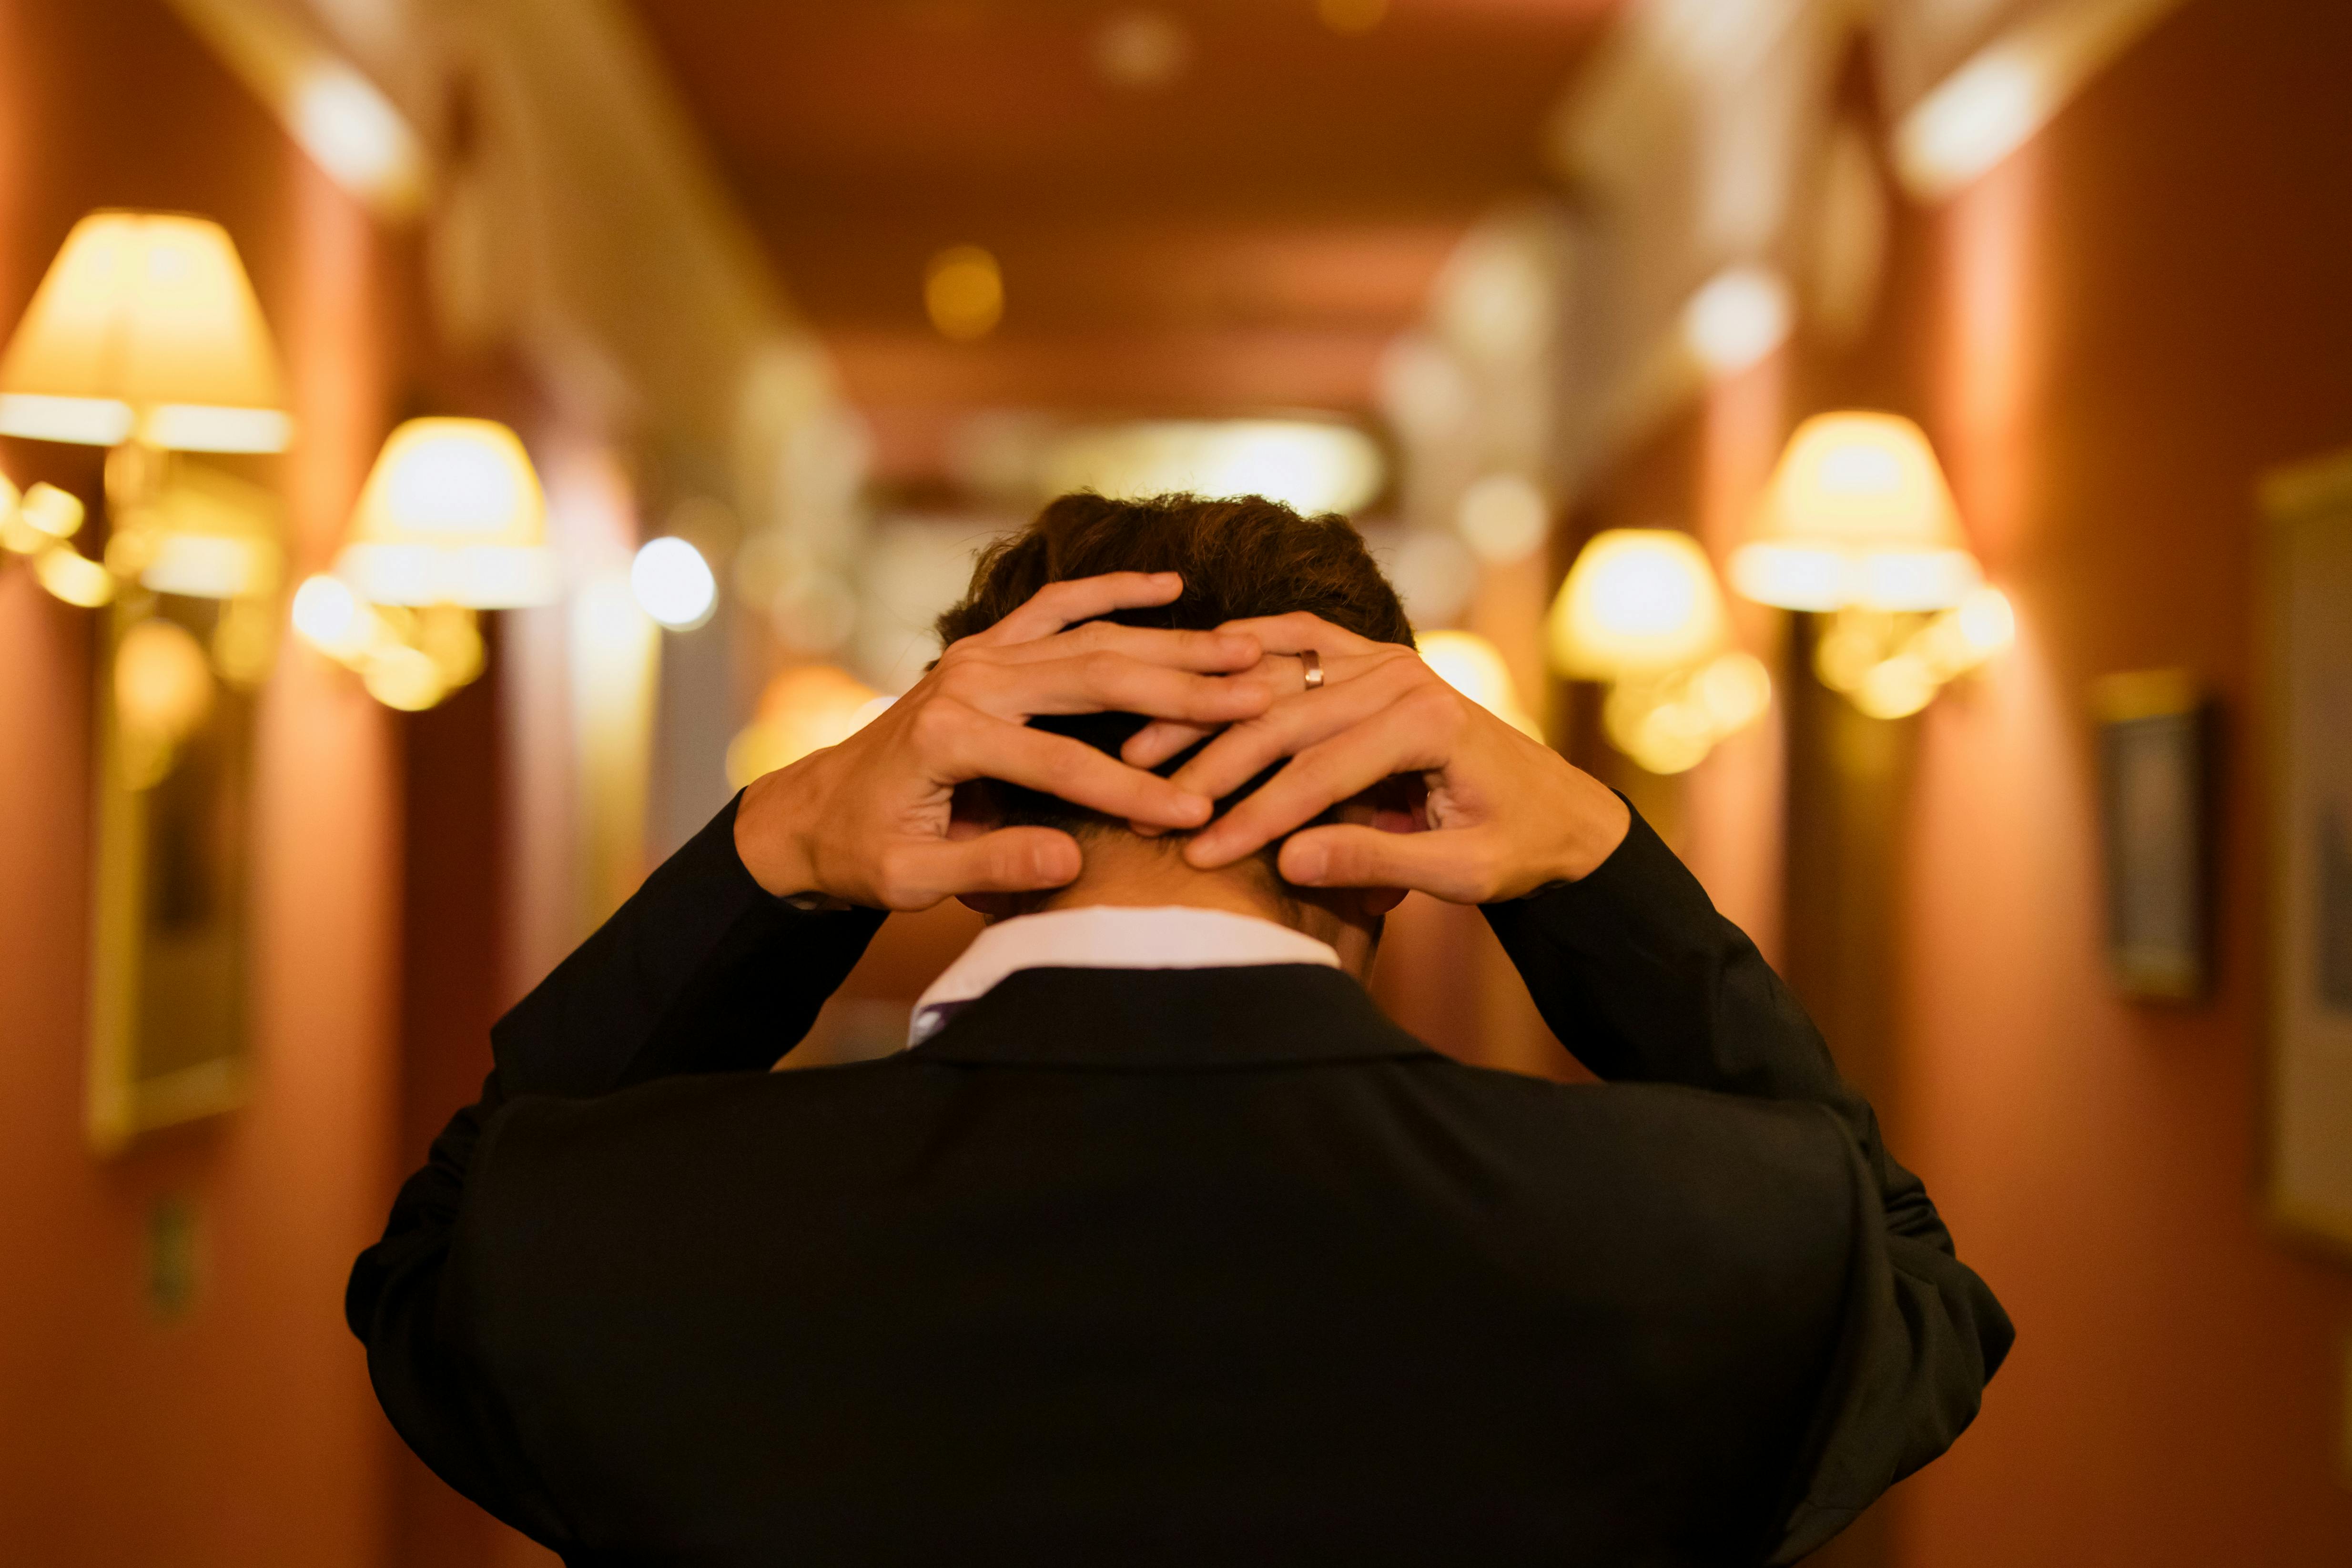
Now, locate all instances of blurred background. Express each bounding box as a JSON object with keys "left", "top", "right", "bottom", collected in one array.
[{"left": 4, "top": 0, "right": 2351, "bottom": 1562}]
